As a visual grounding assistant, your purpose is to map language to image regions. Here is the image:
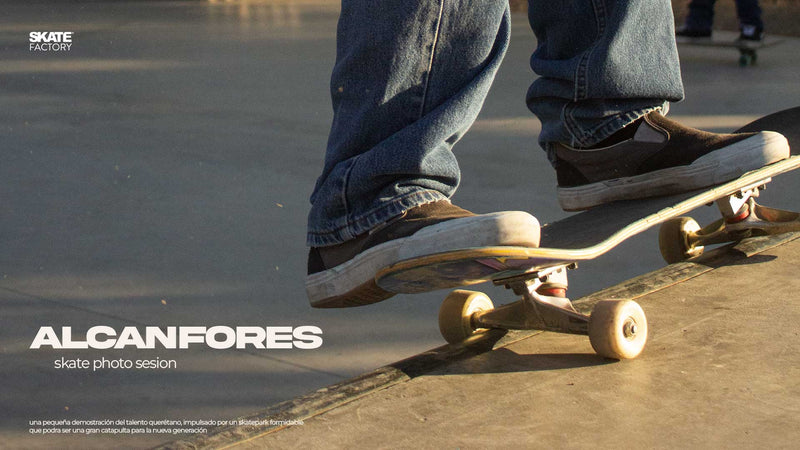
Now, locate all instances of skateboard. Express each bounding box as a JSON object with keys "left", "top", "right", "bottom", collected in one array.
[
  {"left": 676, "top": 36, "right": 783, "bottom": 67},
  {"left": 376, "top": 107, "right": 800, "bottom": 360}
]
